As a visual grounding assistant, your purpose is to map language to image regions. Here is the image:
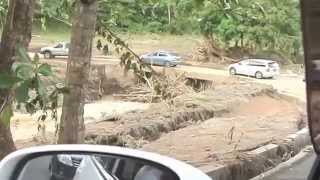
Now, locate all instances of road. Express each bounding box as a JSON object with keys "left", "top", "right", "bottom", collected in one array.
[
  {"left": 252, "top": 148, "right": 315, "bottom": 180},
  {"left": 37, "top": 54, "right": 305, "bottom": 102}
]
